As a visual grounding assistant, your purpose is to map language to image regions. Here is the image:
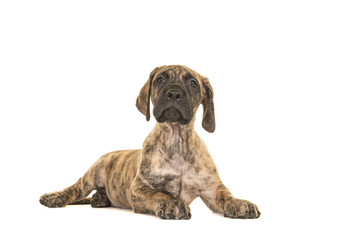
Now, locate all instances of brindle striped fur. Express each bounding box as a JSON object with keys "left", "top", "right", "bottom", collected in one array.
[{"left": 39, "top": 65, "right": 260, "bottom": 219}]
